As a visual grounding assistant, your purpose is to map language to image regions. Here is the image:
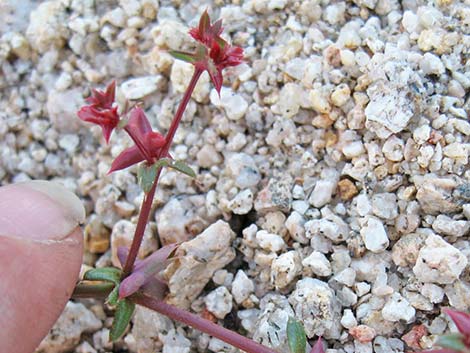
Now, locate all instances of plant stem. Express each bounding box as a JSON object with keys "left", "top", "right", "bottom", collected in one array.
[
  {"left": 133, "top": 293, "right": 278, "bottom": 353},
  {"left": 72, "top": 282, "right": 114, "bottom": 299},
  {"left": 123, "top": 68, "right": 203, "bottom": 276}
]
